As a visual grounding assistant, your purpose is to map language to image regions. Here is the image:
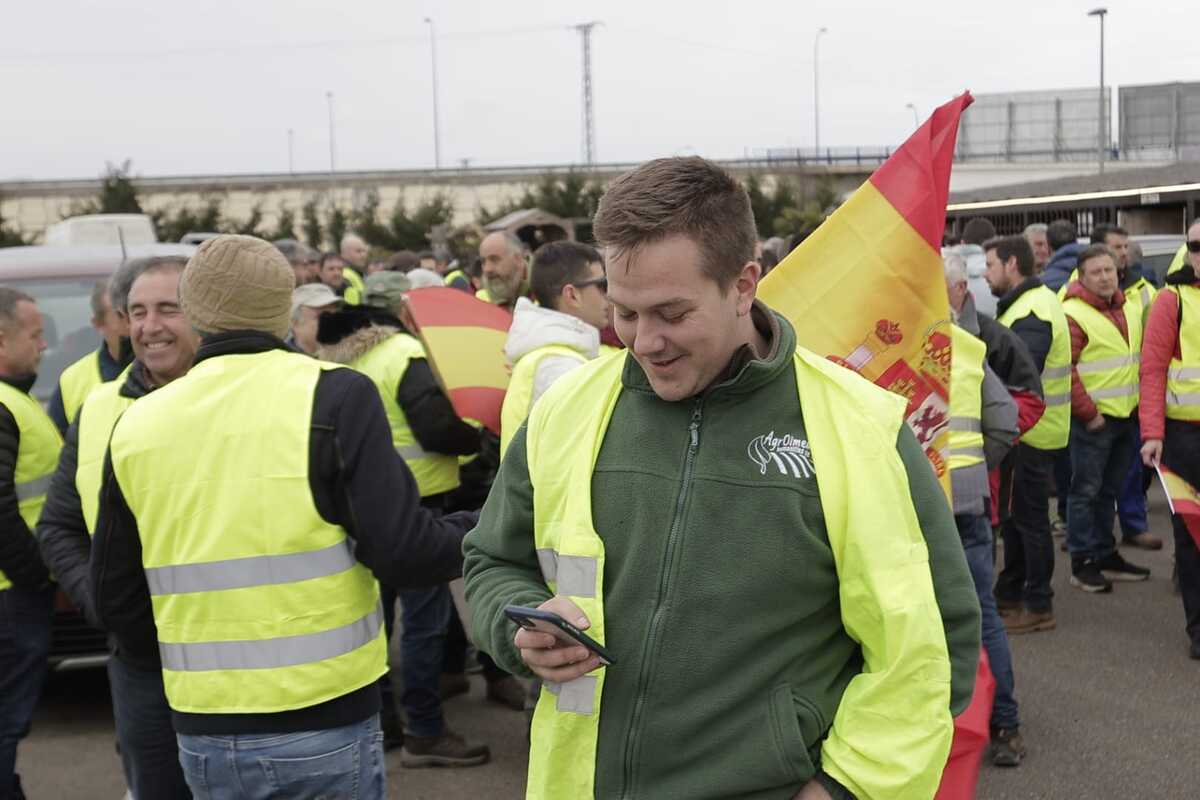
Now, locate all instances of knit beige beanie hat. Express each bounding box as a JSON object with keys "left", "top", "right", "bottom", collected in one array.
[{"left": 180, "top": 235, "right": 296, "bottom": 339}]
